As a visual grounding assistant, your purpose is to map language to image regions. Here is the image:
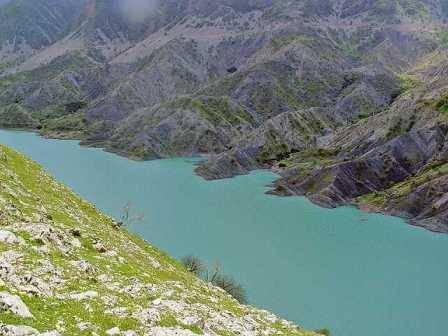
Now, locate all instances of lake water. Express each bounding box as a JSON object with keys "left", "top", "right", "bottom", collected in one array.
[{"left": 0, "top": 129, "right": 447, "bottom": 336}]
